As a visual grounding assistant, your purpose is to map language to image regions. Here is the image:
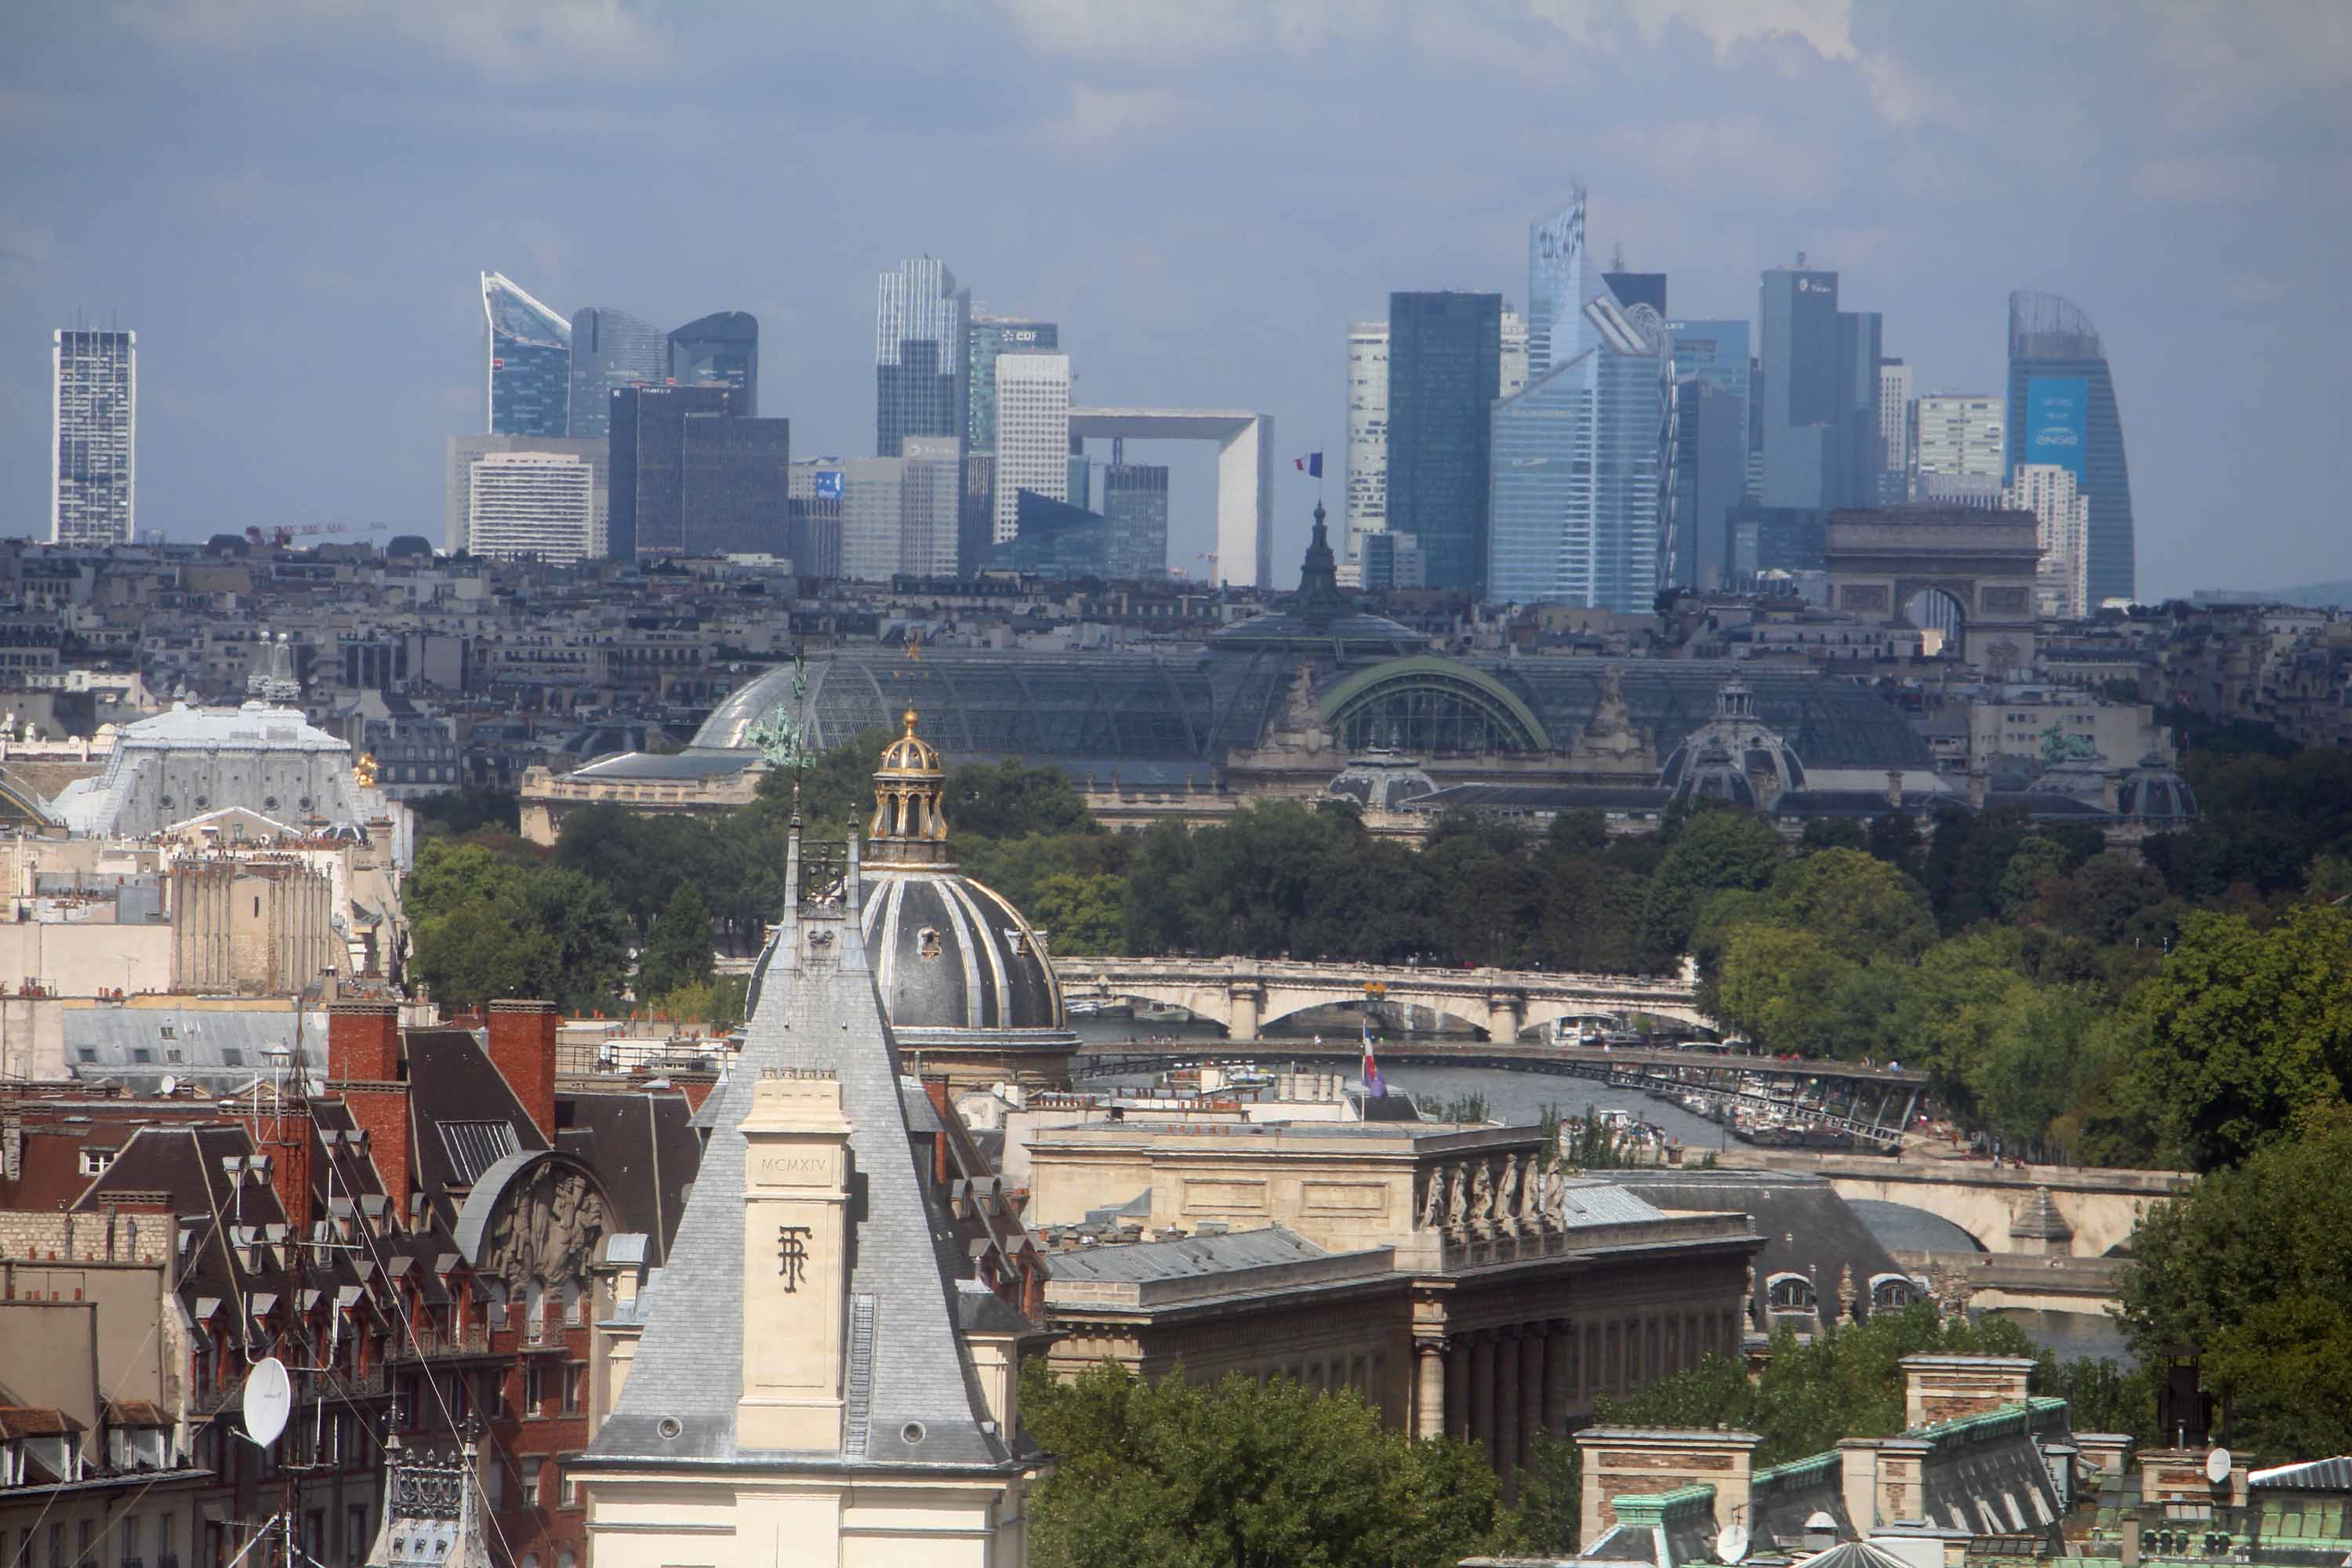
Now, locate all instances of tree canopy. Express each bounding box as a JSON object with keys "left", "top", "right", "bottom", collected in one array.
[{"left": 1018, "top": 1359, "right": 1515, "bottom": 1568}]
